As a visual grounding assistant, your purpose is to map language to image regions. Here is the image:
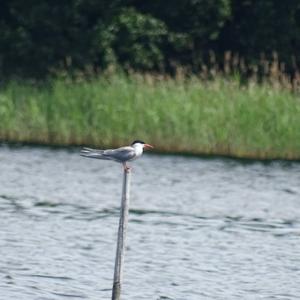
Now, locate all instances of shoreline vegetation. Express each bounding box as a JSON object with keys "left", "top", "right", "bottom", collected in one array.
[{"left": 0, "top": 71, "right": 299, "bottom": 160}]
